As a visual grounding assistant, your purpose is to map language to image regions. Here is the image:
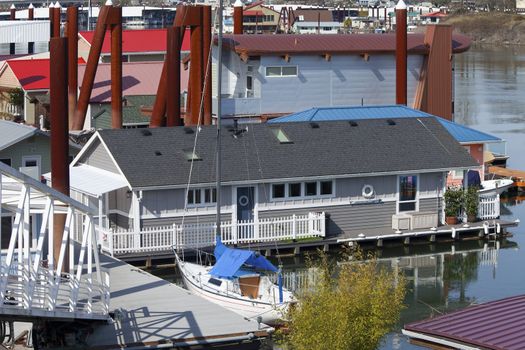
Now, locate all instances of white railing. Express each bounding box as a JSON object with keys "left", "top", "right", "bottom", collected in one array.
[
  {"left": 479, "top": 193, "right": 500, "bottom": 220},
  {"left": 0, "top": 162, "right": 110, "bottom": 321},
  {"left": 99, "top": 212, "right": 326, "bottom": 256}
]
